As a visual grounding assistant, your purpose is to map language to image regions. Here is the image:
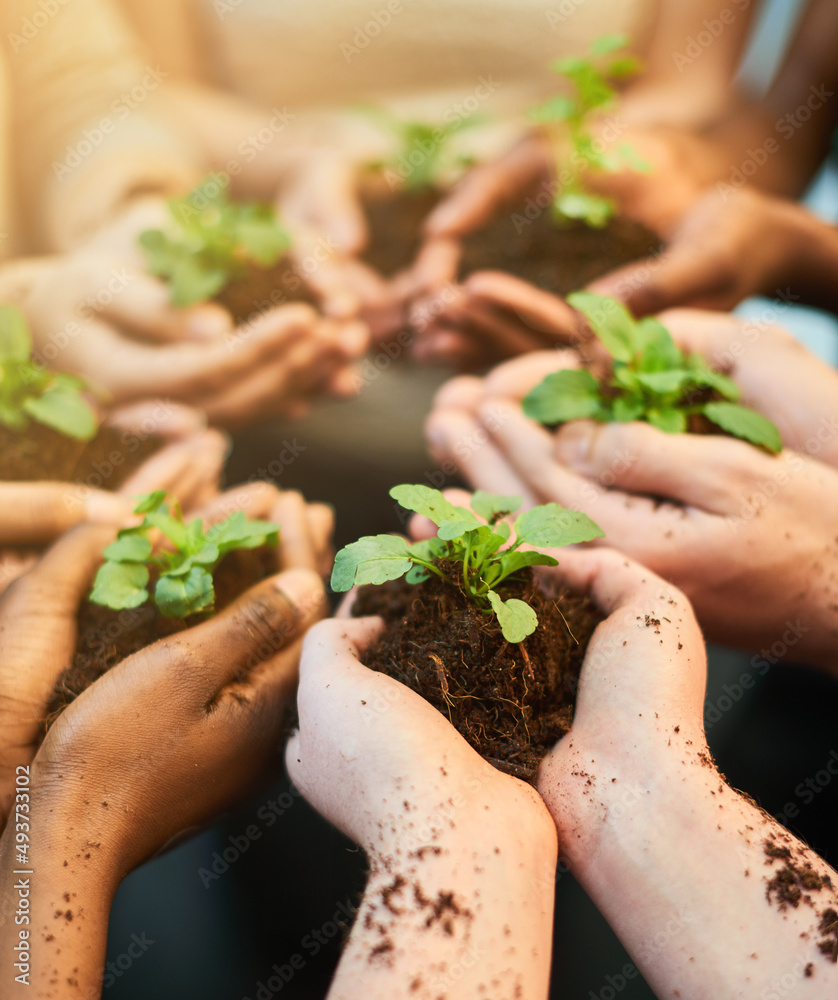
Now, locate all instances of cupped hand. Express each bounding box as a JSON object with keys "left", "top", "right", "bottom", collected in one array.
[
  {"left": 425, "top": 349, "right": 838, "bottom": 667},
  {"left": 0, "top": 481, "right": 334, "bottom": 828}
]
